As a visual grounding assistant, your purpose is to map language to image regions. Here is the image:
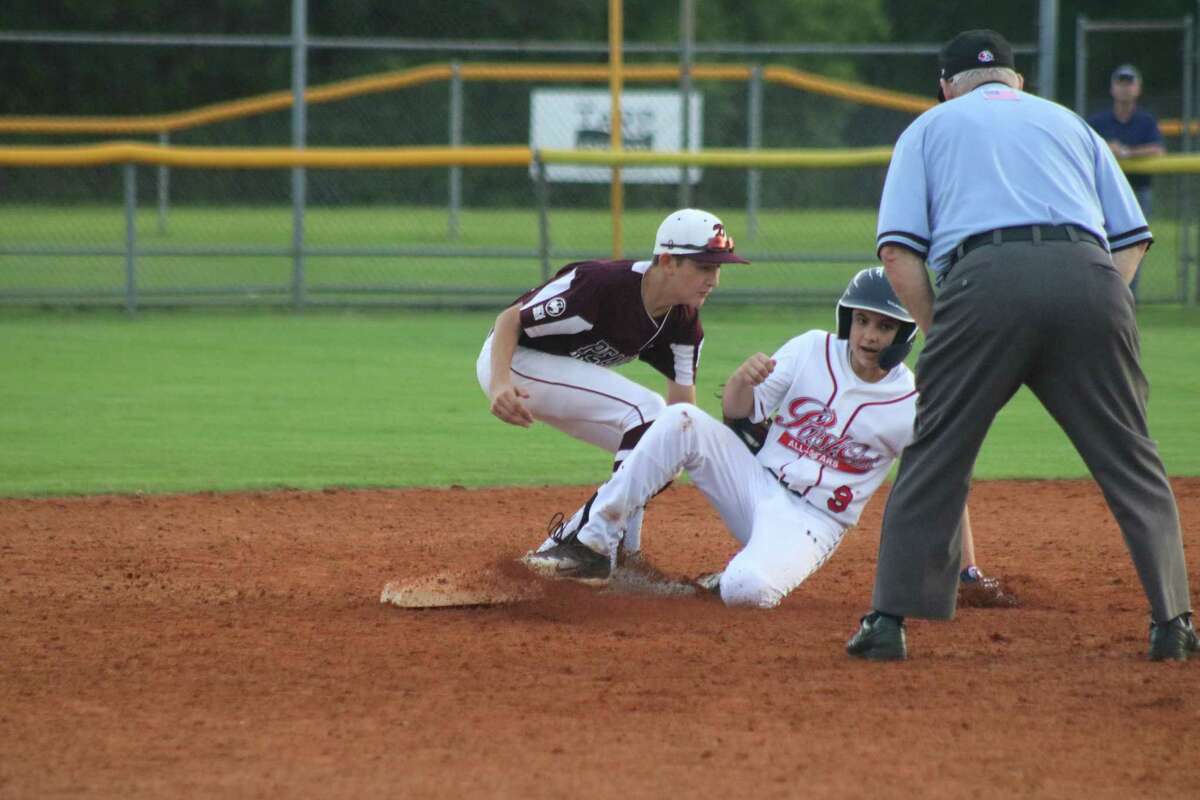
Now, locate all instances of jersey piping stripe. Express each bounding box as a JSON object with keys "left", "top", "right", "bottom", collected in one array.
[
  {"left": 524, "top": 315, "right": 594, "bottom": 338},
  {"left": 1109, "top": 224, "right": 1150, "bottom": 242},
  {"left": 790, "top": 333, "right": 840, "bottom": 496},
  {"left": 838, "top": 390, "right": 919, "bottom": 436},
  {"left": 823, "top": 333, "right": 838, "bottom": 406},
  {"left": 876, "top": 229, "right": 931, "bottom": 247},
  {"left": 521, "top": 268, "right": 577, "bottom": 310},
  {"left": 801, "top": 336, "right": 916, "bottom": 497},
  {"left": 638, "top": 306, "right": 672, "bottom": 350},
  {"left": 510, "top": 366, "right": 651, "bottom": 427},
  {"left": 1109, "top": 225, "right": 1152, "bottom": 251}
]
